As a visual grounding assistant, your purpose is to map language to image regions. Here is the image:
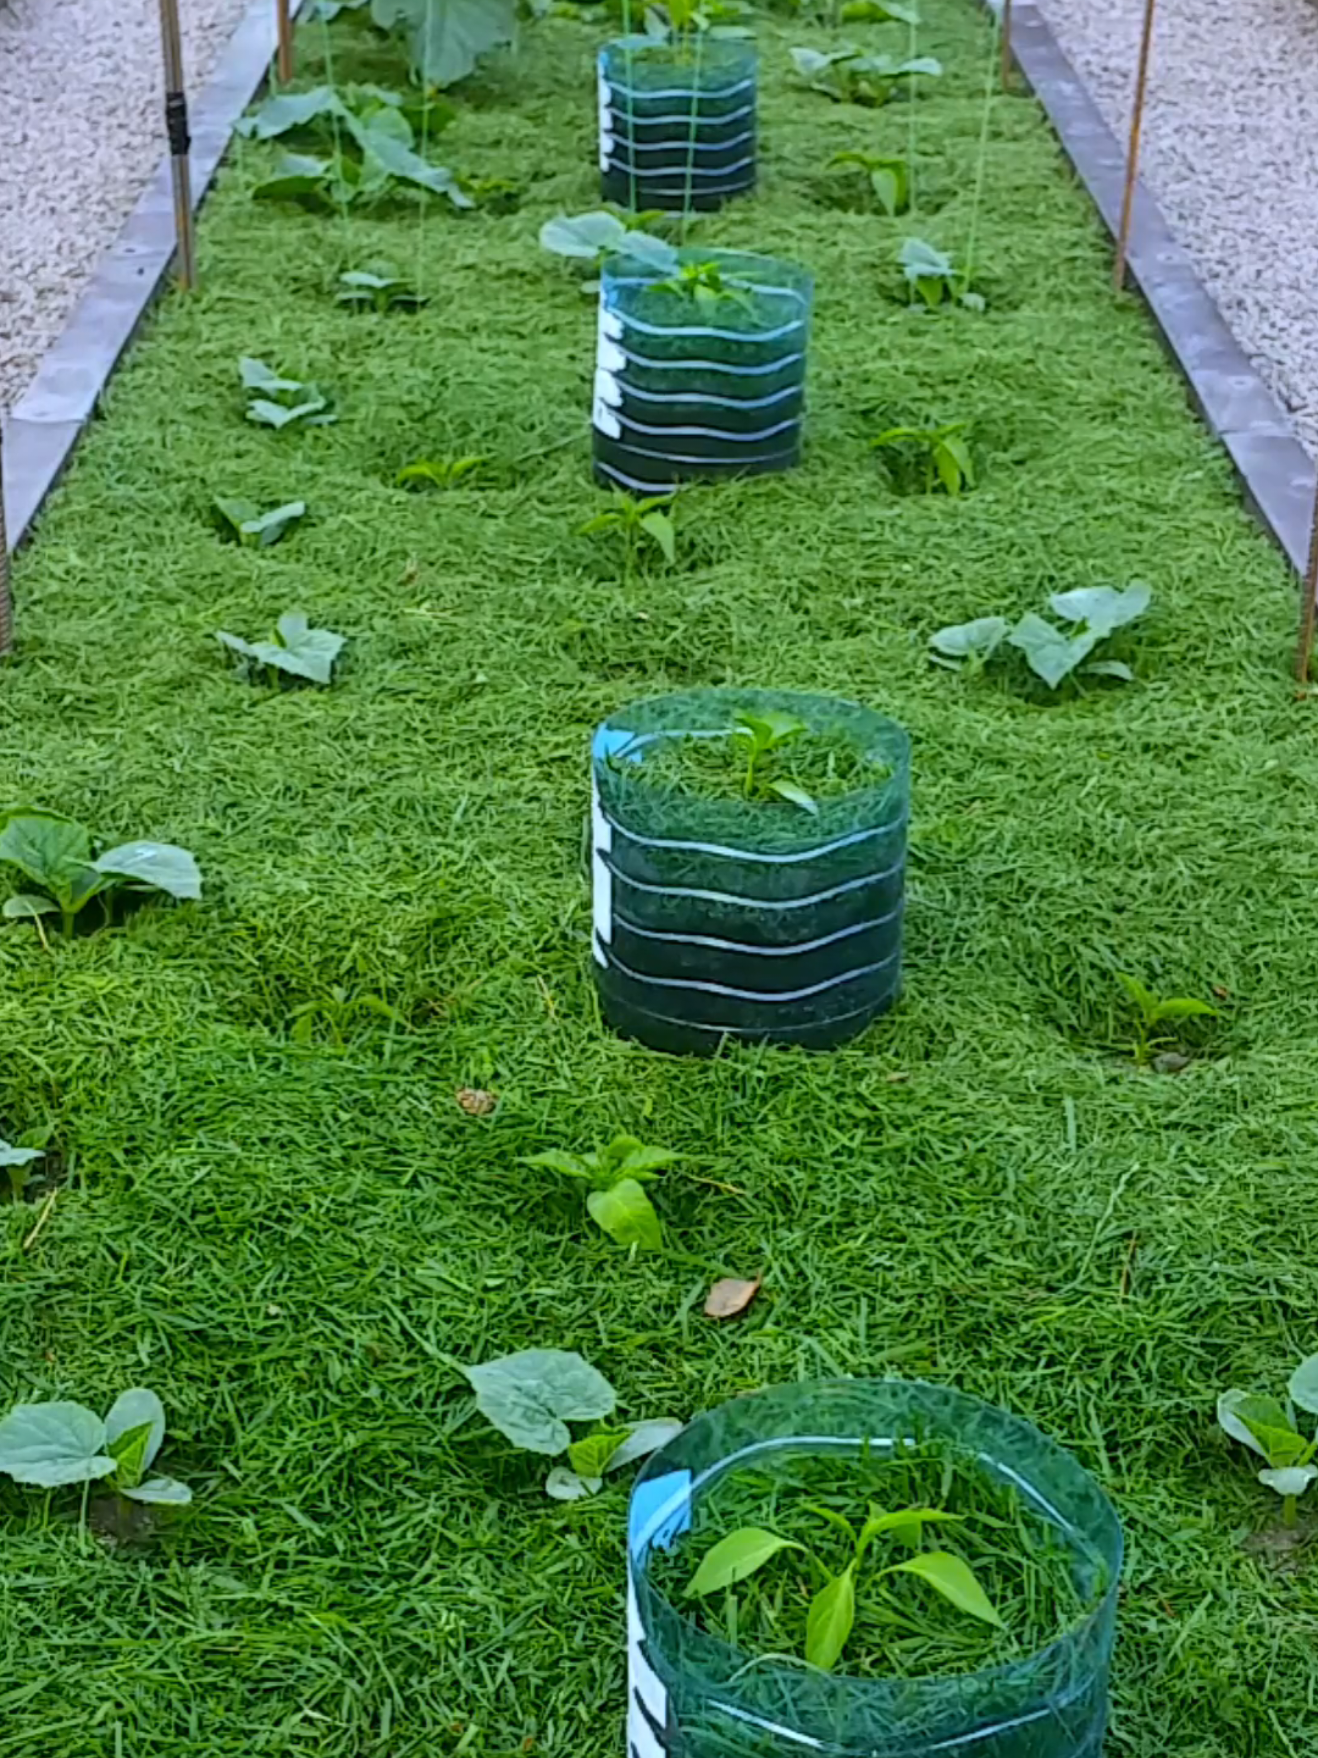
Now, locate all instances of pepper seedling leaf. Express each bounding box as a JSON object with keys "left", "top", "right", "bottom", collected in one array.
[
  {"left": 891, "top": 1551, "right": 1004, "bottom": 1628},
  {"left": 685, "top": 1527, "right": 805, "bottom": 1597},
  {"left": 586, "top": 1178, "right": 664, "bottom": 1251},
  {"left": 805, "top": 1564, "right": 856, "bottom": 1670}
]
